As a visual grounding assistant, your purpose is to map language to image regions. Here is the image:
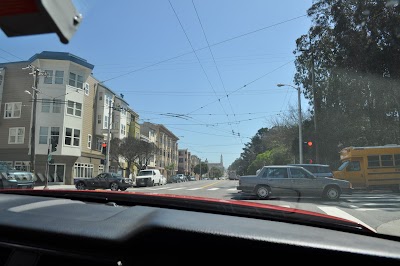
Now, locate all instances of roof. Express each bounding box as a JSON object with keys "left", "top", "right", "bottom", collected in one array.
[
  {"left": 289, "top": 164, "right": 330, "bottom": 167},
  {"left": 29, "top": 51, "right": 94, "bottom": 70}
]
